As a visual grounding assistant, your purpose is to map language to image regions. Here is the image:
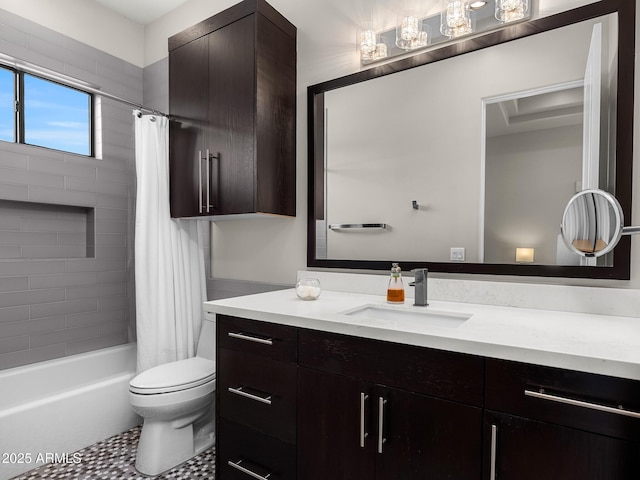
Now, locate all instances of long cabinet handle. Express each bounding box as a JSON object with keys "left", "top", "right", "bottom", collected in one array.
[
  {"left": 227, "top": 459, "right": 272, "bottom": 480},
  {"left": 228, "top": 386, "right": 272, "bottom": 405},
  {"left": 198, "top": 150, "right": 203, "bottom": 213},
  {"left": 524, "top": 389, "right": 640, "bottom": 419},
  {"left": 360, "top": 392, "right": 369, "bottom": 448},
  {"left": 228, "top": 332, "right": 273, "bottom": 345},
  {"left": 490, "top": 424, "right": 497, "bottom": 480},
  {"left": 377, "top": 396, "right": 387, "bottom": 454},
  {"left": 206, "top": 149, "right": 211, "bottom": 213}
]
